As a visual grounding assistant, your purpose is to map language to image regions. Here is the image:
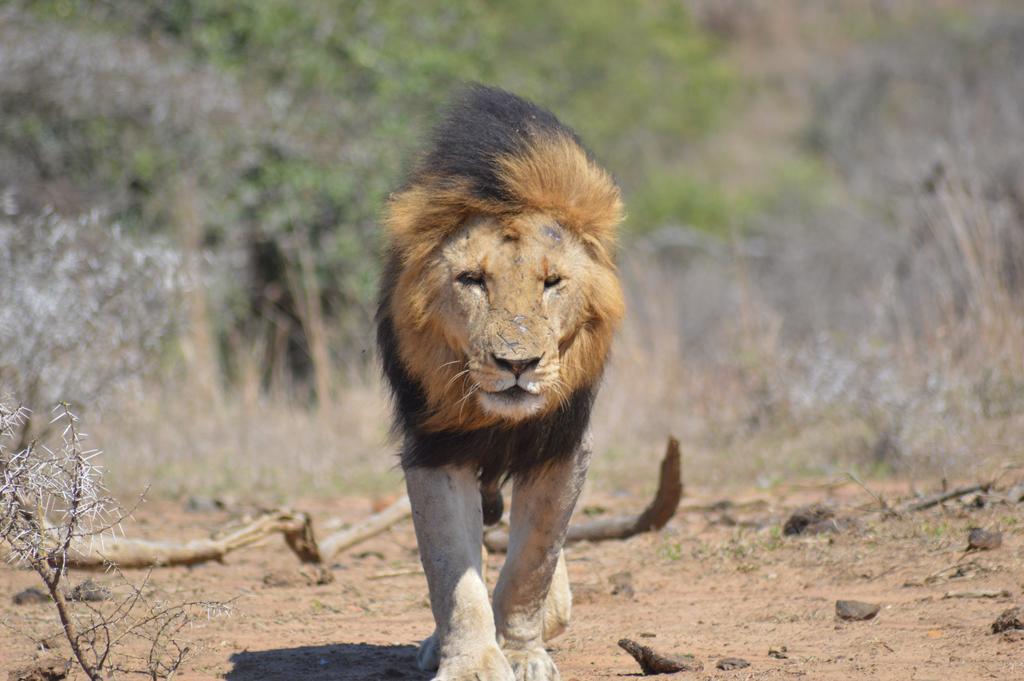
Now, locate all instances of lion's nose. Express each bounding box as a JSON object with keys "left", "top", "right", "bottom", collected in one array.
[{"left": 492, "top": 354, "right": 541, "bottom": 377}]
